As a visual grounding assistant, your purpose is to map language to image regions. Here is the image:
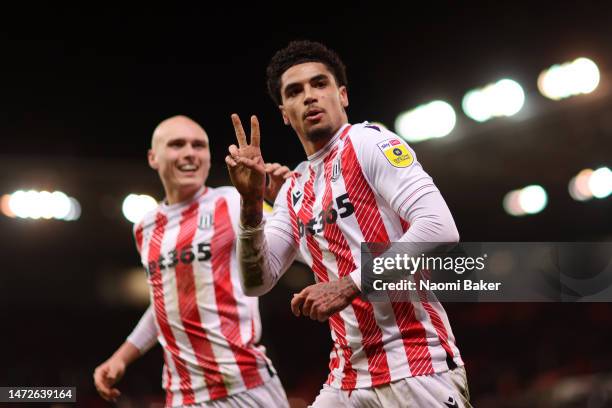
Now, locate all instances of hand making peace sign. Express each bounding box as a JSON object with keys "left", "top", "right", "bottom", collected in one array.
[{"left": 226, "top": 114, "right": 267, "bottom": 203}]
